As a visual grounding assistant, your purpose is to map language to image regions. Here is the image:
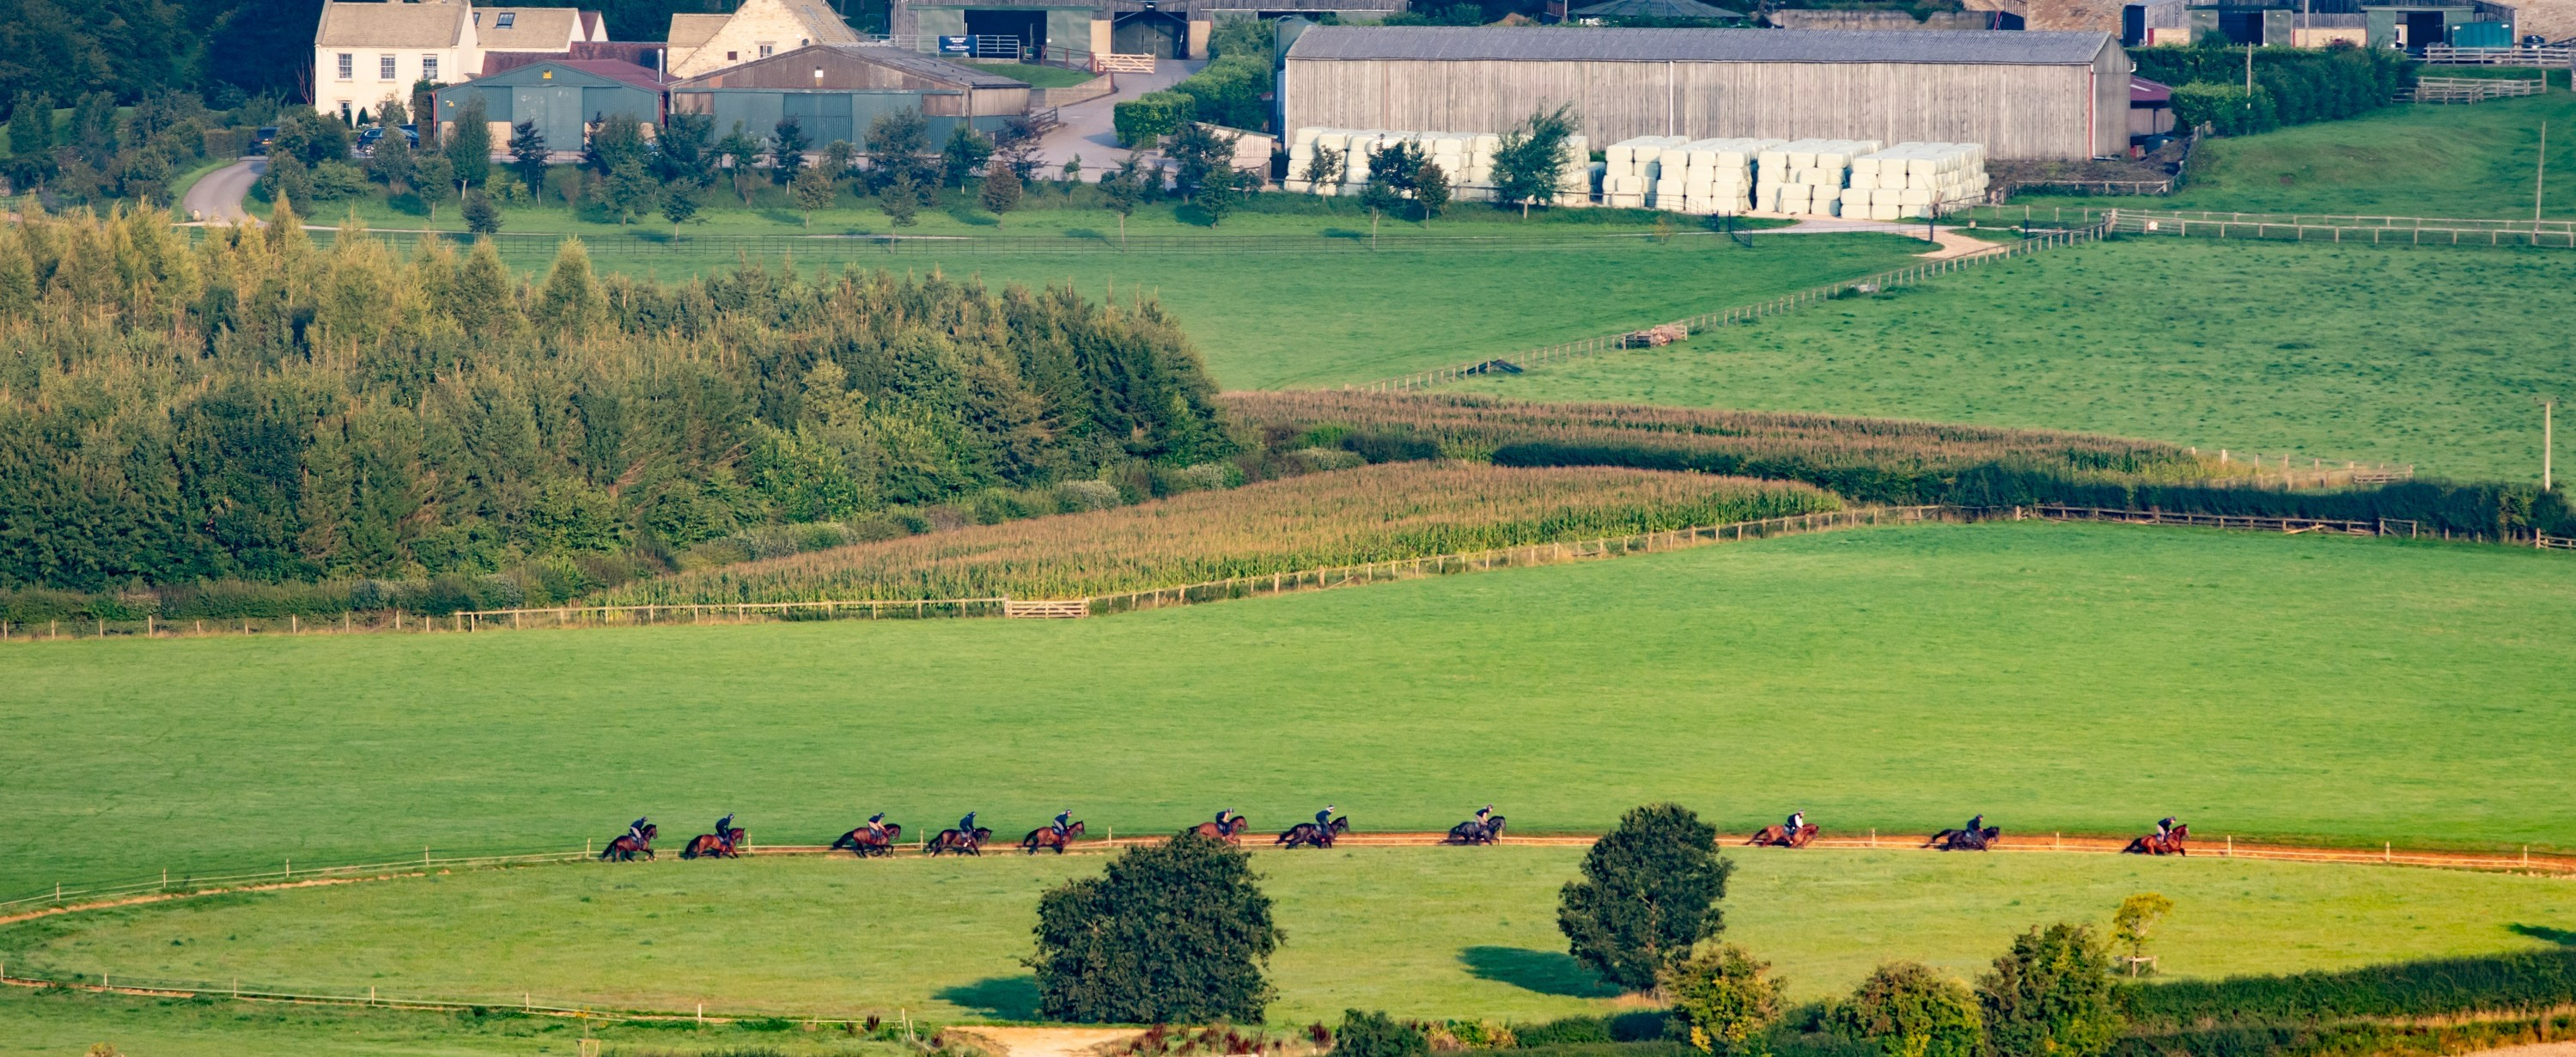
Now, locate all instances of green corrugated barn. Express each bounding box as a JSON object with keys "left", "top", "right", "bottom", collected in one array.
[
  {"left": 431, "top": 60, "right": 667, "bottom": 153},
  {"left": 669, "top": 44, "right": 1032, "bottom": 147}
]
